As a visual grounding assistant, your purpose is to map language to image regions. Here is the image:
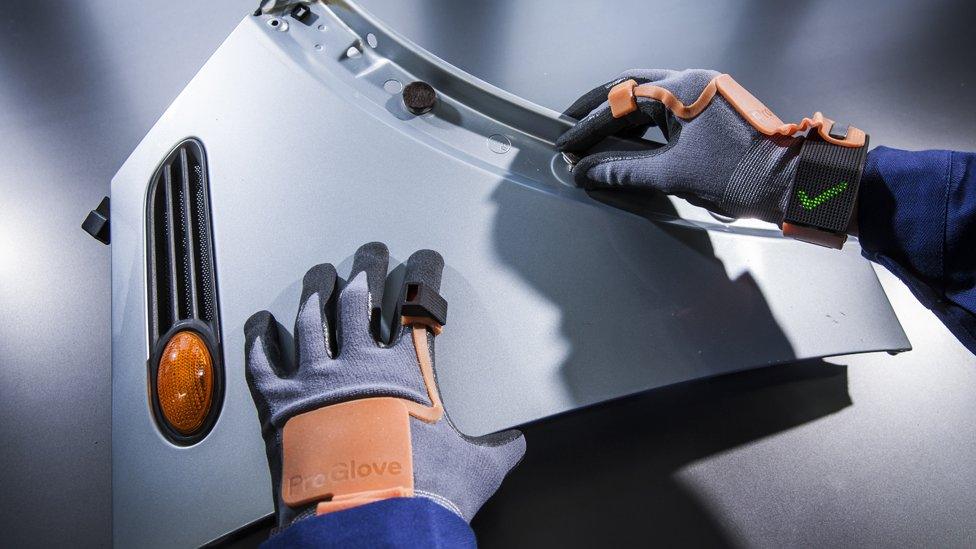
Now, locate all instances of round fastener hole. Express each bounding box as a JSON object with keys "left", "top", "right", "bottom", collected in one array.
[
  {"left": 317, "top": 24, "right": 326, "bottom": 31},
  {"left": 487, "top": 134, "right": 512, "bottom": 154},
  {"left": 314, "top": 44, "right": 323, "bottom": 51},
  {"left": 383, "top": 79, "right": 403, "bottom": 94},
  {"left": 267, "top": 18, "right": 288, "bottom": 31}
]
